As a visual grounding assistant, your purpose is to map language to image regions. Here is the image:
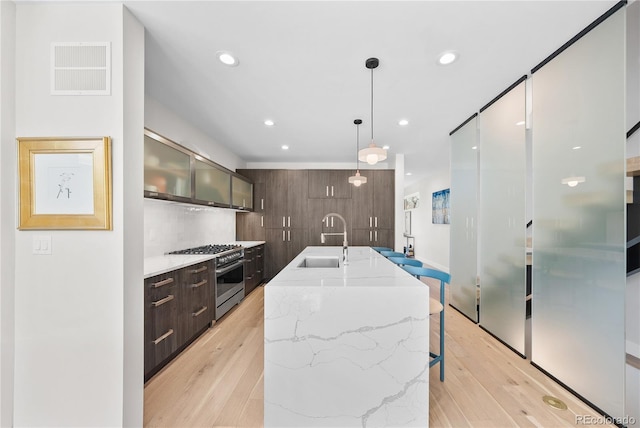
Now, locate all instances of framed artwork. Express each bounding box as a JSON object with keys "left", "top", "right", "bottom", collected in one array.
[
  {"left": 404, "top": 192, "right": 420, "bottom": 210},
  {"left": 18, "top": 137, "right": 112, "bottom": 230},
  {"left": 432, "top": 188, "right": 450, "bottom": 224}
]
